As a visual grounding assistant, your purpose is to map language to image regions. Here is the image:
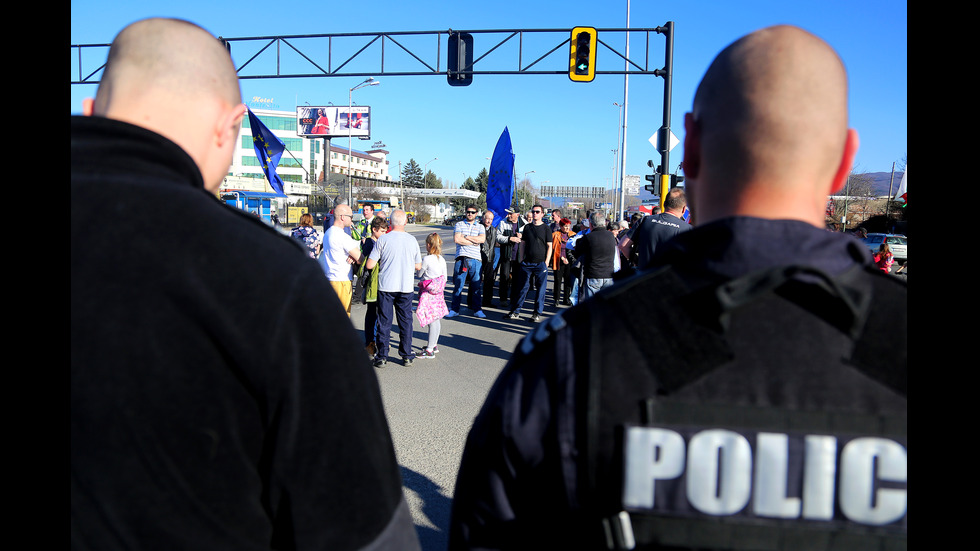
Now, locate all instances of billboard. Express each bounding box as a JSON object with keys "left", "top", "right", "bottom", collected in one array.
[{"left": 296, "top": 106, "right": 371, "bottom": 139}]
